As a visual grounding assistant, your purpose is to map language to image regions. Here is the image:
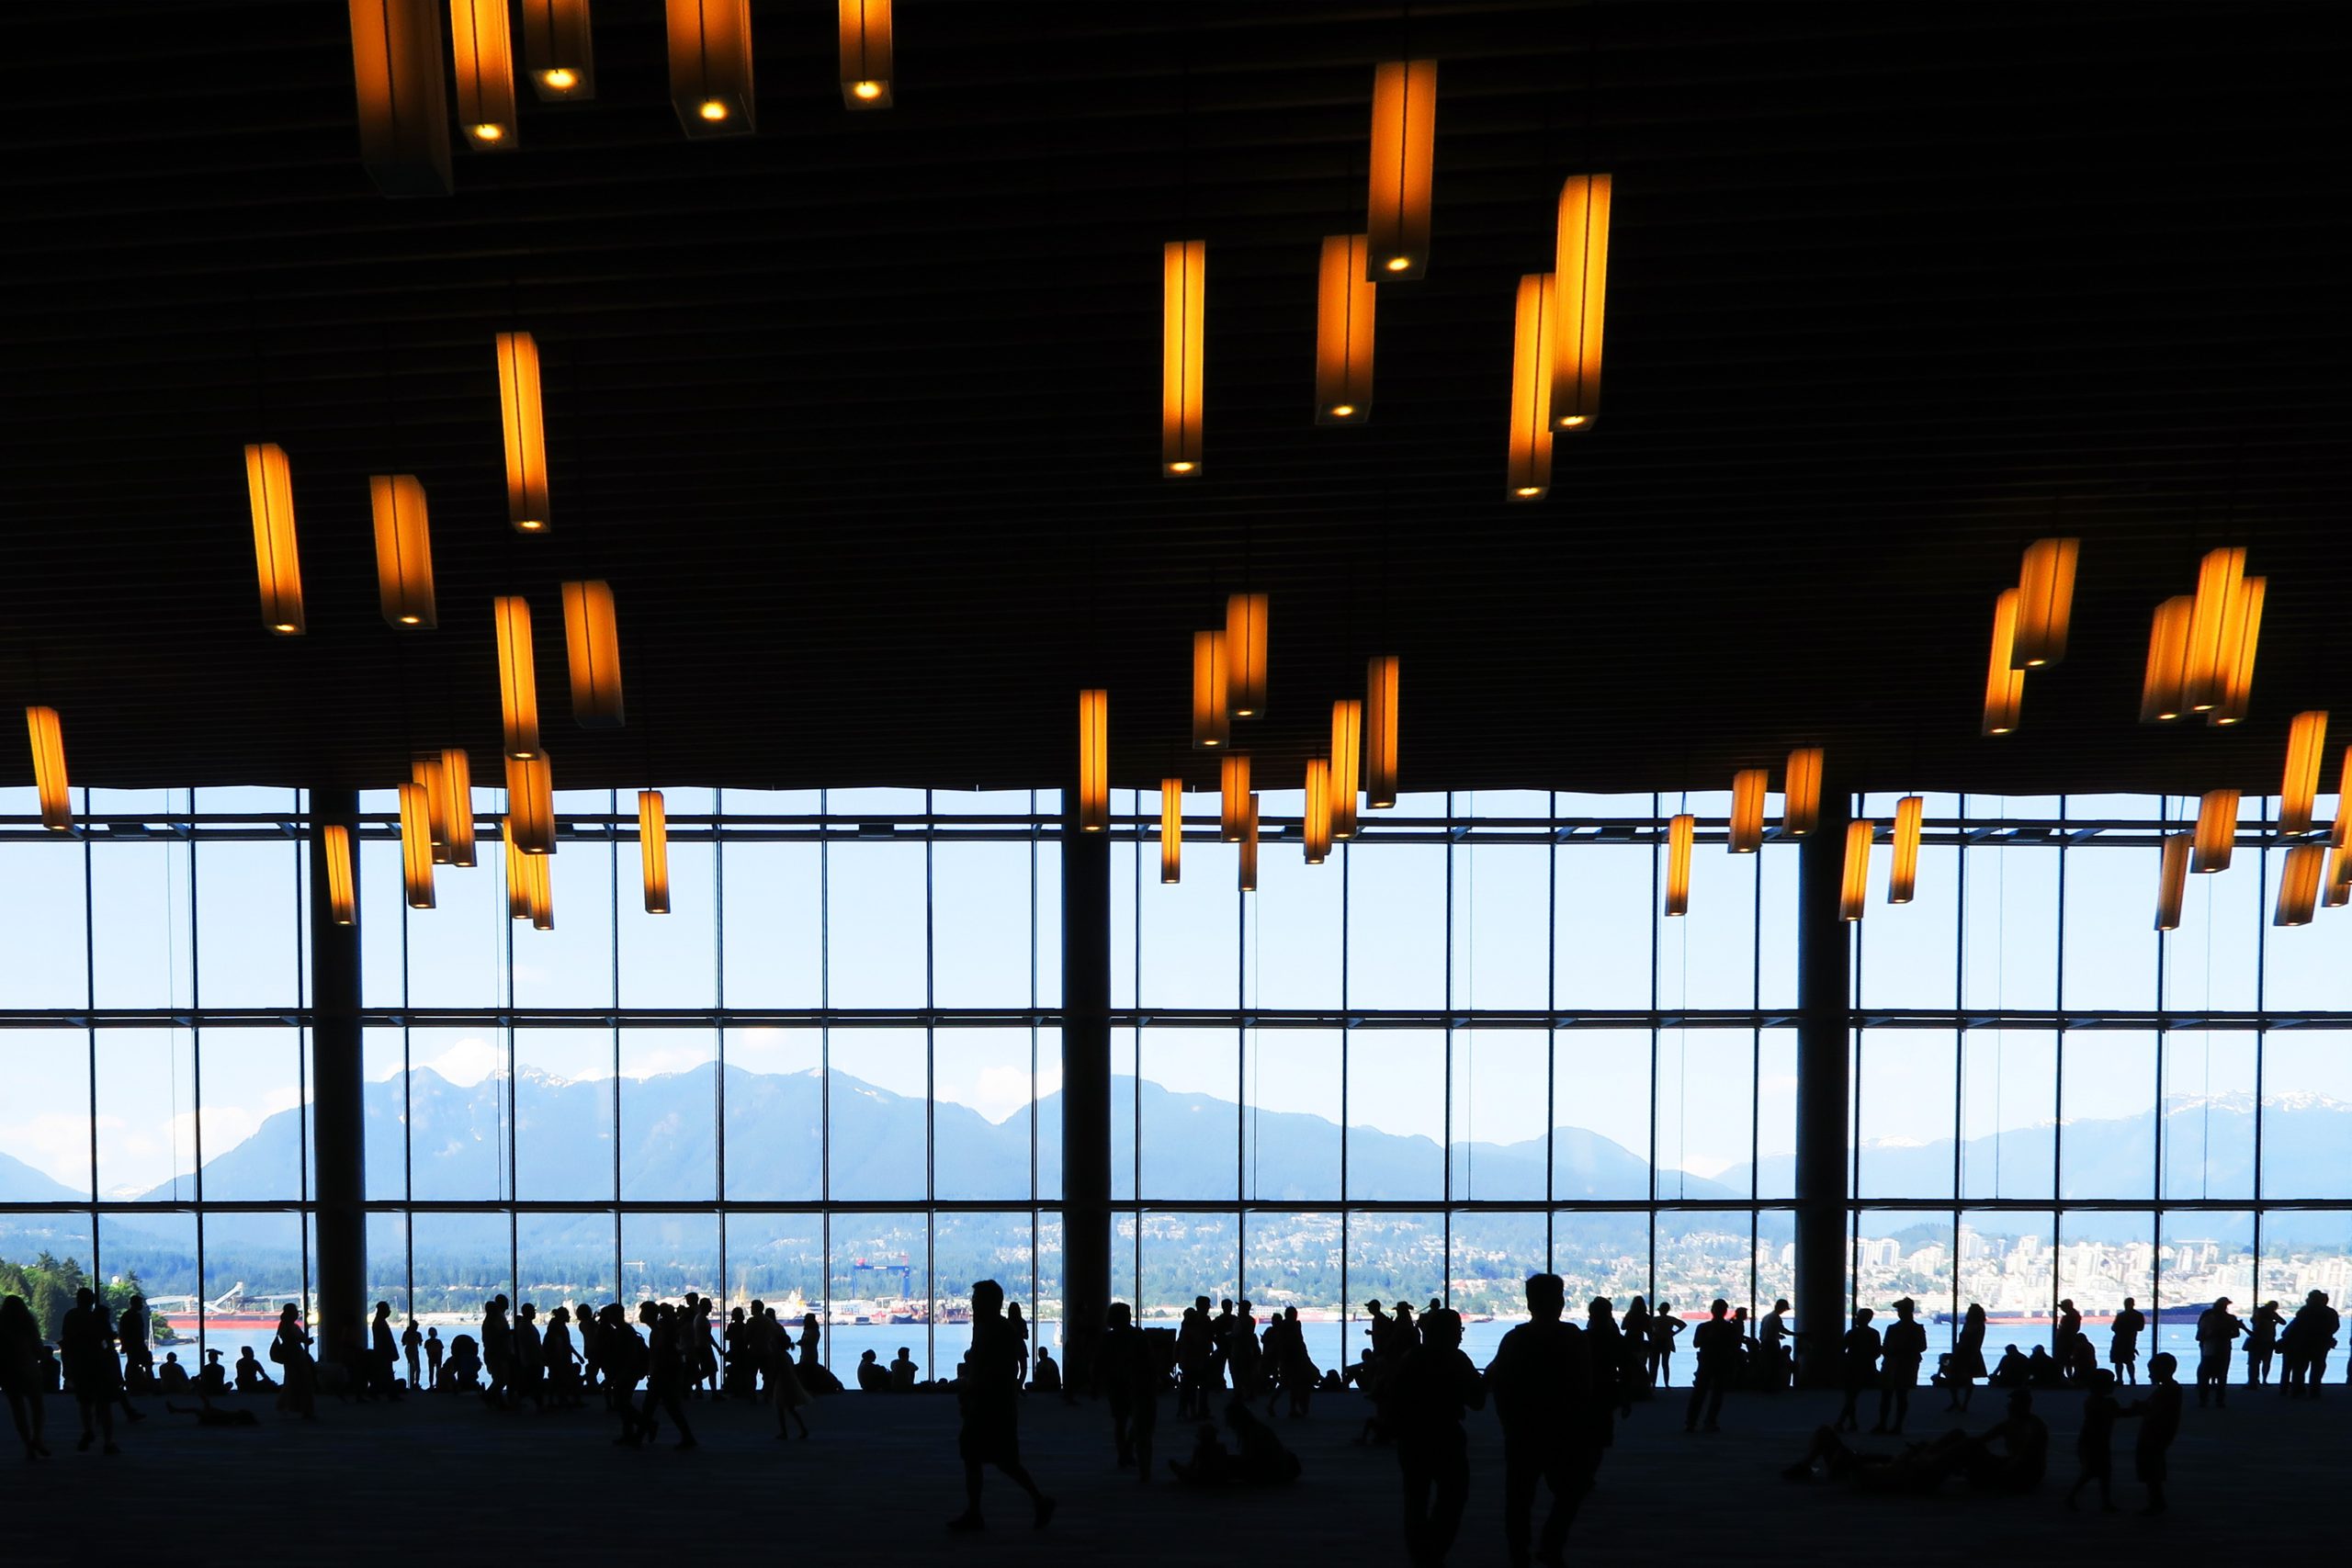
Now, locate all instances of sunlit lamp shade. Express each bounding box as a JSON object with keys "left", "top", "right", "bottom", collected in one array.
[
  {"left": 2154, "top": 835, "right": 2192, "bottom": 931},
  {"left": 1315, "top": 234, "right": 1376, "bottom": 423},
  {"left": 2009, "top": 536, "right": 2079, "bottom": 668},
  {"left": 505, "top": 752, "right": 554, "bottom": 856},
  {"left": 526, "top": 841, "right": 553, "bottom": 930},
  {"left": 1506, "top": 273, "right": 1555, "bottom": 500},
  {"left": 1329, "top": 699, "right": 1363, "bottom": 840},
  {"left": 1549, "top": 174, "right": 1612, "bottom": 430},
  {"left": 323, "top": 824, "right": 357, "bottom": 925},
  {"left": 1663, "top": 813, "right": 1694, "bottom": 917},
  {"left": 244, "top": 443, "right": 305, "bottom": 636},
  {"left": 839, "top": 0, "right": 892, "bottom": 108},
  {"left": 1305, "top": 759, "right": 1333, "bottom": 865},
  {"left": 2326, "top": 841, "right": 2352, "bottom": 909},
  {"left": 370, "top": 474, "right": 436, "bottom": 627},
  {"left": 494, "top": 595, "right": 542, "bottom": 759},
  {"left": 2183, "top": 547, "right": 2245, "bottom": 713},
  {"left": 560, "top": 580, "right": 626, "bottom": 728},
  {"left": 2280, "top": 711, "right": 2329, "bottom": 835},
  {"left": 639, "top": 789, "right": 670, "bottom": 914},
  {"left": 412, "top": 752, "right": 450, "bottom": 863},
  {"left": 1191, "top": 629, "right": 1229, "bottom": 750},
  {"left": 2138, "top": 596, "right": 2194, "bottom": 724},
  {"left": 1365, "top": 656, "right": 1399, "bottom": 809},
  {"left": 2334, "top": 748, "right": 2352, "bottom": 851},
  {"left": 440, "top": 747, "right": 476, "bottom": 867},
  {"left": 1220, "top": 755, "right": 1251, "bottom": 844},
  {"left": 495, "top": 332, "right": 550, "bottom": 534},
  {"left": 2277, "top": 844, "right": 2324, "bottom": 928},
  {"left": 1160, "top": 778, "right": 1182, "bottom": 885},
  {"left": 1839, "top": 819, "right": 1873, "bottom": 922},
  {"left": 449, "top": 0, "right": 518, "bottom": 148},
  {"left": 1078, "top": 689, "right": 1108, "bottom": 833},
  {"left": 1238, "top": 795, "right": 1260, "bottom": 893},
  {"left": 348, "top": 0, "right": 451, "bottom": 197},
  {"left": 667, "top": 0, "right": 753, "bottom": 134},
  {"left": 1983, "top": 589, "right": 2026, "bottom": 736},
  {"left": 26, "top": 707, "right": 70, "bottom": 832},
  {"left": 503, "top": 822, "right": 529, "bottom": 919},
  {"left": 2191, "top": 788, "right": 2239, "bottom": 874},
  {"left": 2208, "top": 576, "right": 2265, "bottom": 728},
  {"left": 1226, "top": 593, "right": 1269, "bottom": 719},
  {"left": 1162, "top": 240, "right": 1206, "bottom": 477},
  {"left": 1888, "top": 795, "right": 1925, "bottom": 905},
  {"left": 1728, "top": 769, "right": 1767, "bottom": 854},
  {"left": 1364, "top": 61, "right": 1436, "bottom": 280},
  {"left": 520, "top": 0, "right": 594, "bottom": 99},
  {"left": 1783, "top": 748, "right": 1824, "bottom": 838},
  {"left": 397, "top": 781, "right": 436, "bottom": 909}
]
